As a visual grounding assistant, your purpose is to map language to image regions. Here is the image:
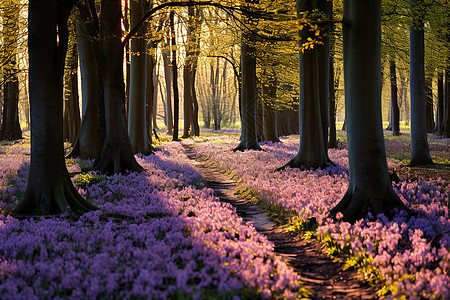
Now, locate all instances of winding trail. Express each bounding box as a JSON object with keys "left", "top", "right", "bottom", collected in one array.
[{"left": 183, "top": 143, "right": 378, "bottom": 300}]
